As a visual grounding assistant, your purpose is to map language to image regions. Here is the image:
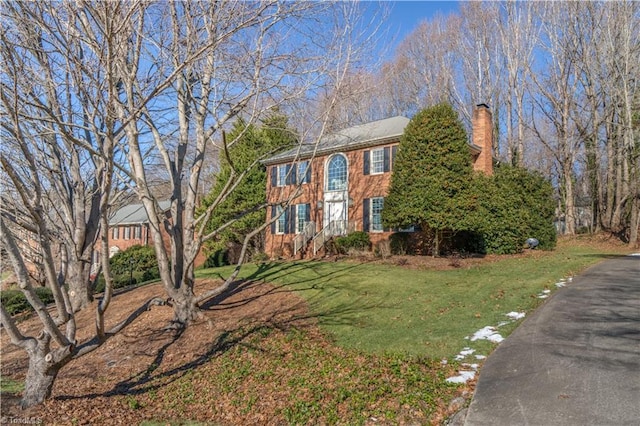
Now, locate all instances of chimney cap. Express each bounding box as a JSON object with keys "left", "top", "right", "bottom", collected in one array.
[{"left": 476, "top": 103, "right": 490, "bottom": 109}]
